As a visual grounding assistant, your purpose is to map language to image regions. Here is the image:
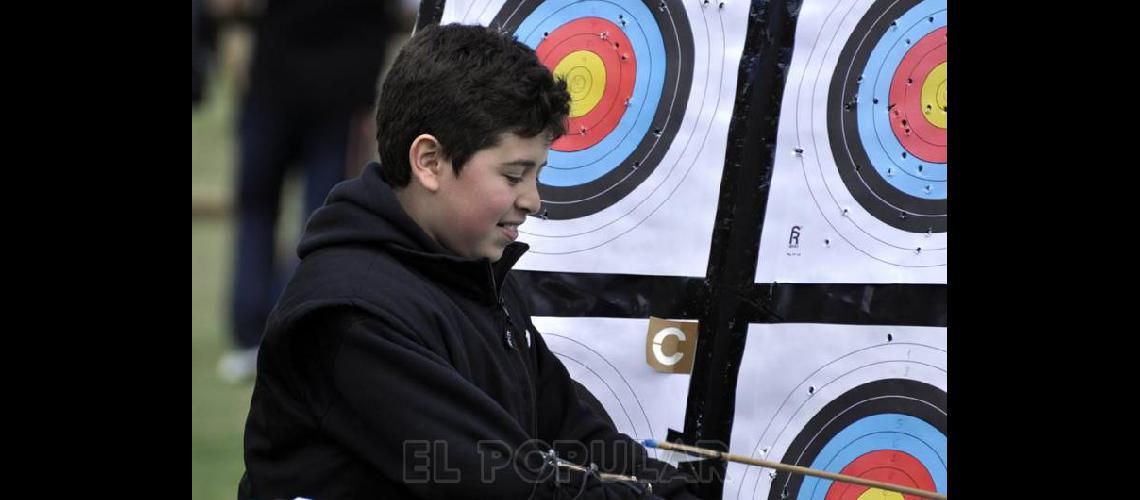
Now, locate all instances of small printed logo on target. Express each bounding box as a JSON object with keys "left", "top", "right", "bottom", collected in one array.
[{"left": 787, "top": 225, "right": 802, "bottom": 256}]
